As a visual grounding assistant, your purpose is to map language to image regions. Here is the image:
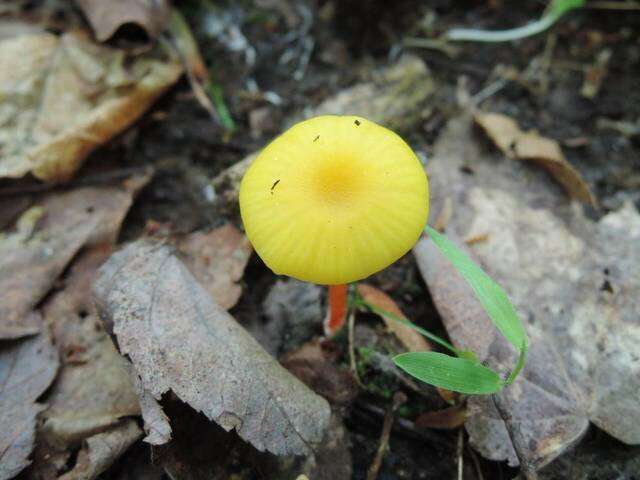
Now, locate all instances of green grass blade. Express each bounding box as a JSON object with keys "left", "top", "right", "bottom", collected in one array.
[
  {"left": 506, "top": 338, "right": 528, "bottom": 385},
  {"left": 424, "top": 226, "right": 527, "bottom": 352},
  {"left": 352, "top": 296, "right": 461, "bottom": 356},
  {"left": 549, "top": 0, "right": 585, "bottom": 18},
  {"left": 394, "top": 352, "right": 503, "bottom": 394}
]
